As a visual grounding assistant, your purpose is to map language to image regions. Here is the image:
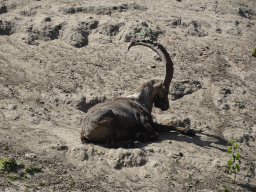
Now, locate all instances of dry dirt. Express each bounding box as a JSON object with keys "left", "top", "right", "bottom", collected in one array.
[{"left": 0, "top": 0, "right": 256, "bottom": 191}]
